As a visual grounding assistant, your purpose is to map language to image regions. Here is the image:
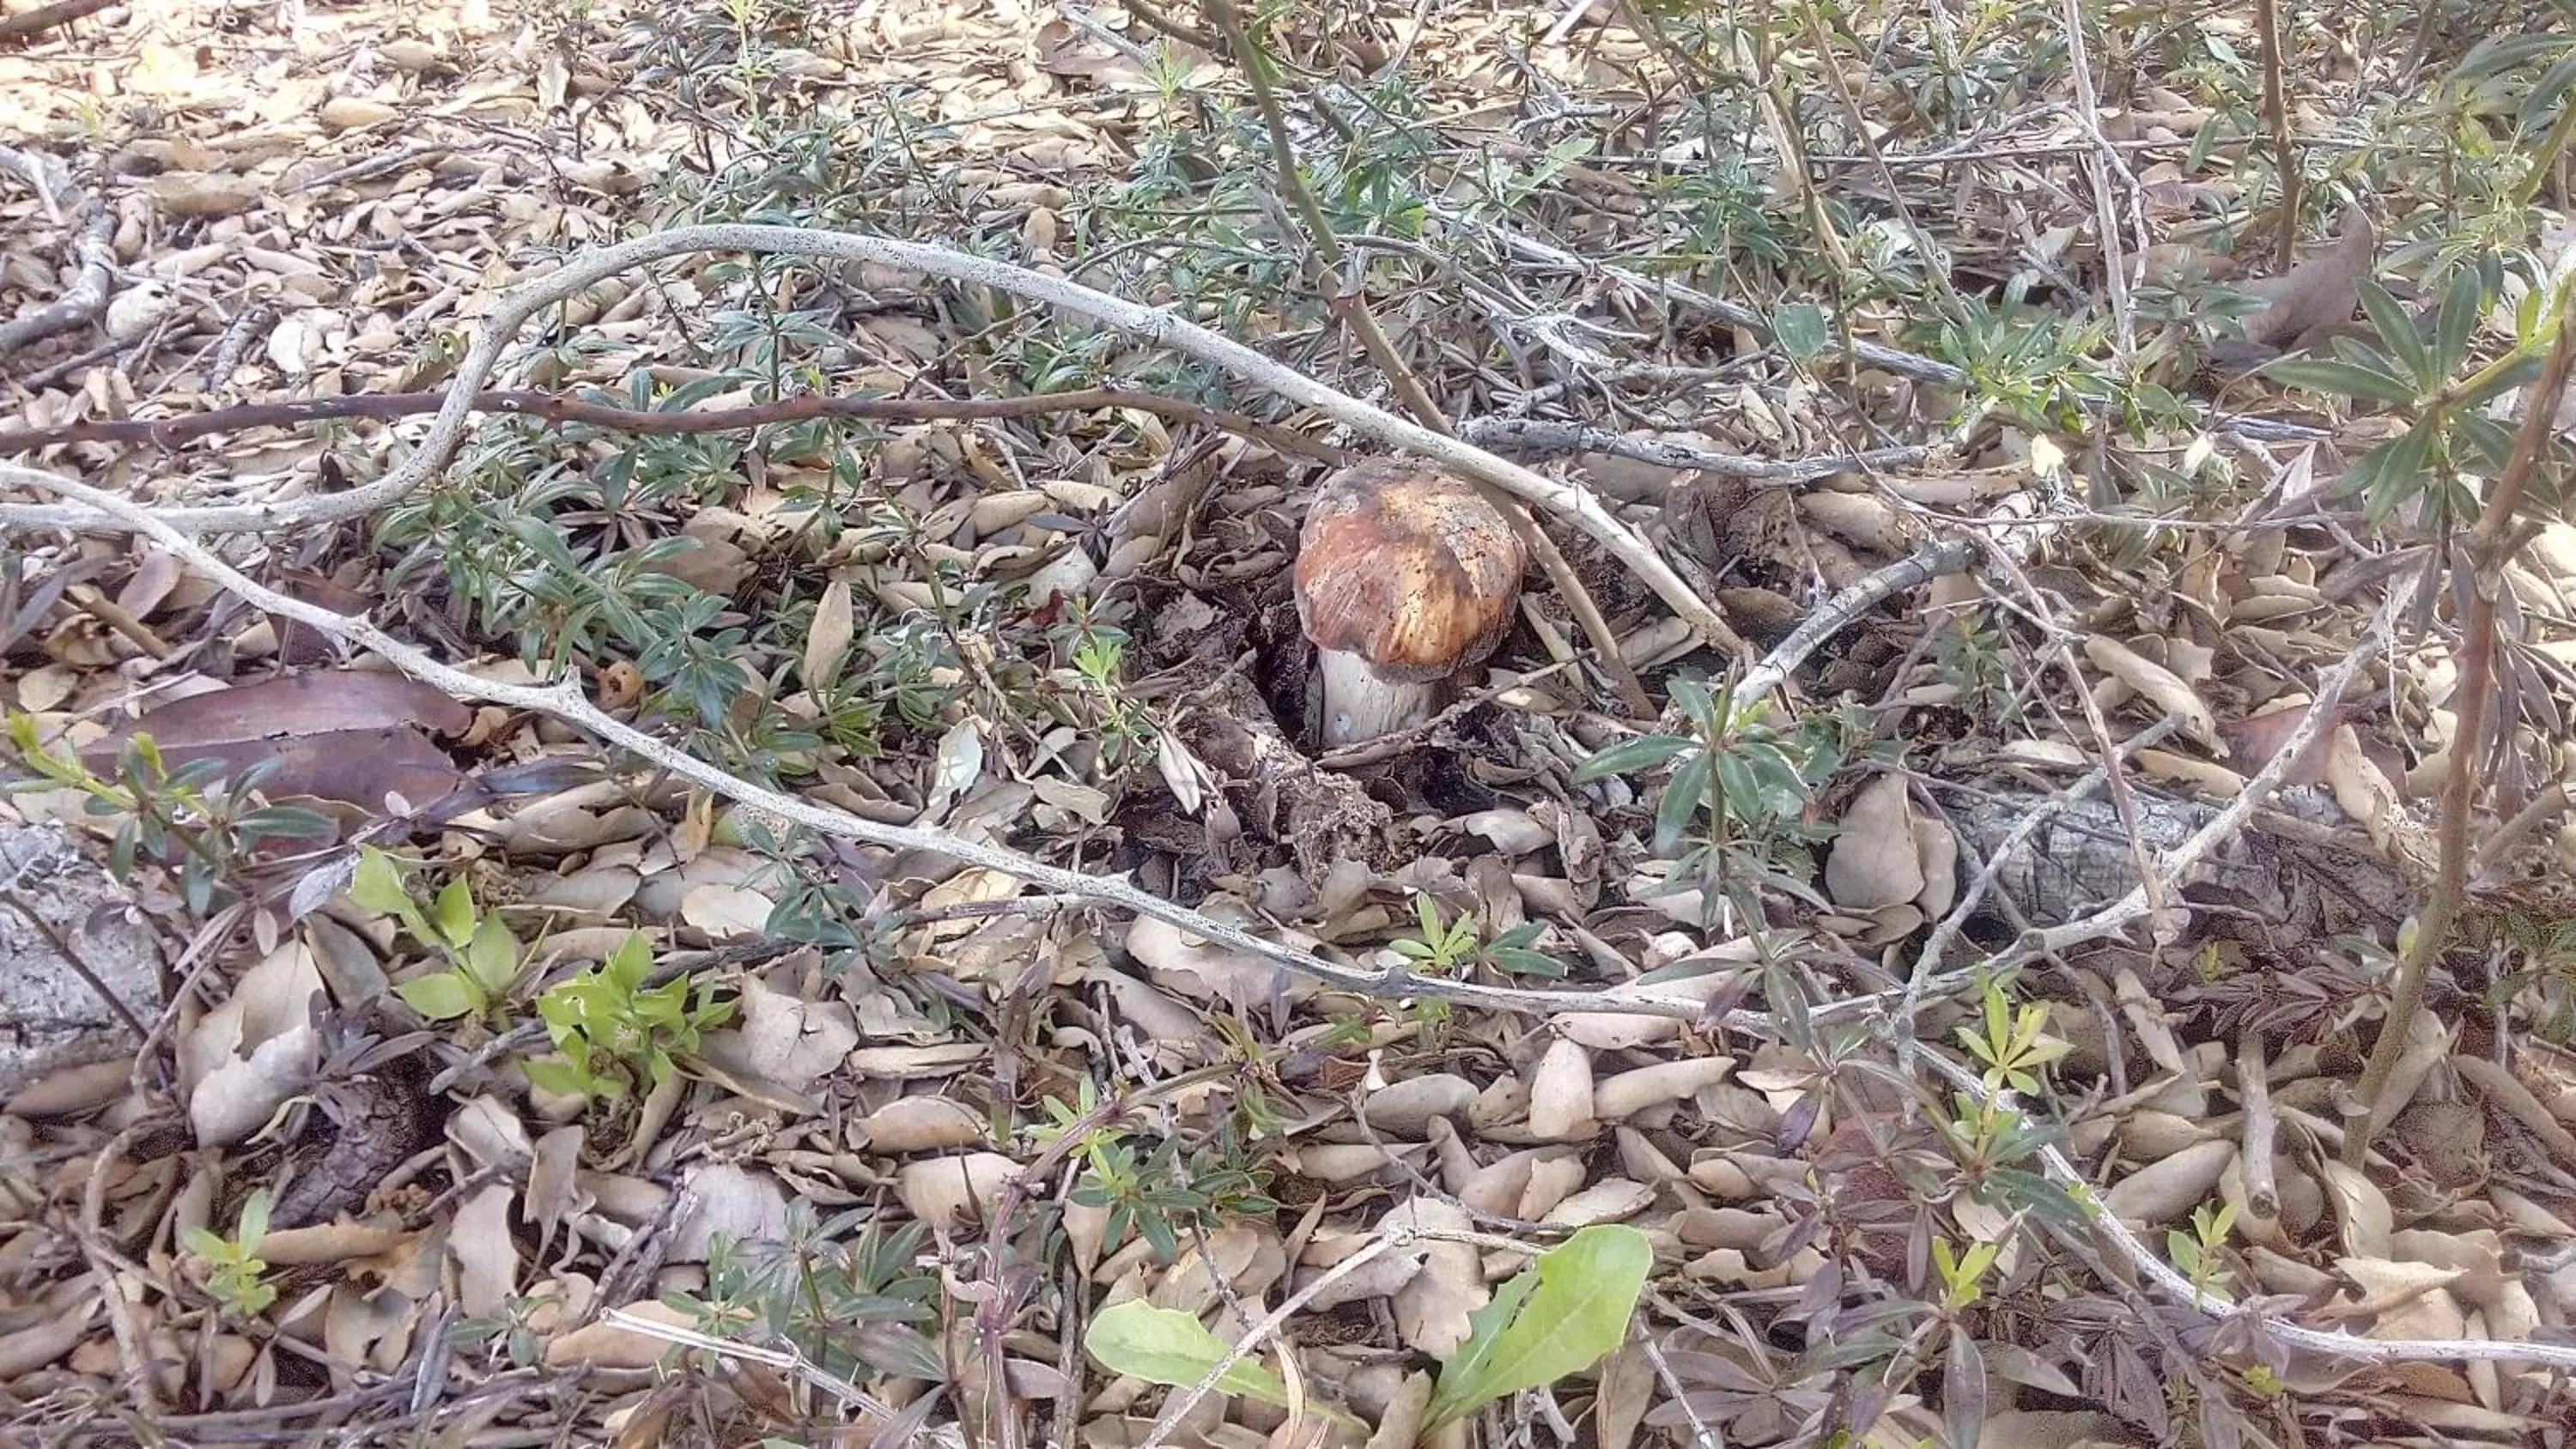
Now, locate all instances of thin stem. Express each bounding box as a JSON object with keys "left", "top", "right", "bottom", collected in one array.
[{"left": 2346, "top": 279, "right": 2576, "bottom": 1165}]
